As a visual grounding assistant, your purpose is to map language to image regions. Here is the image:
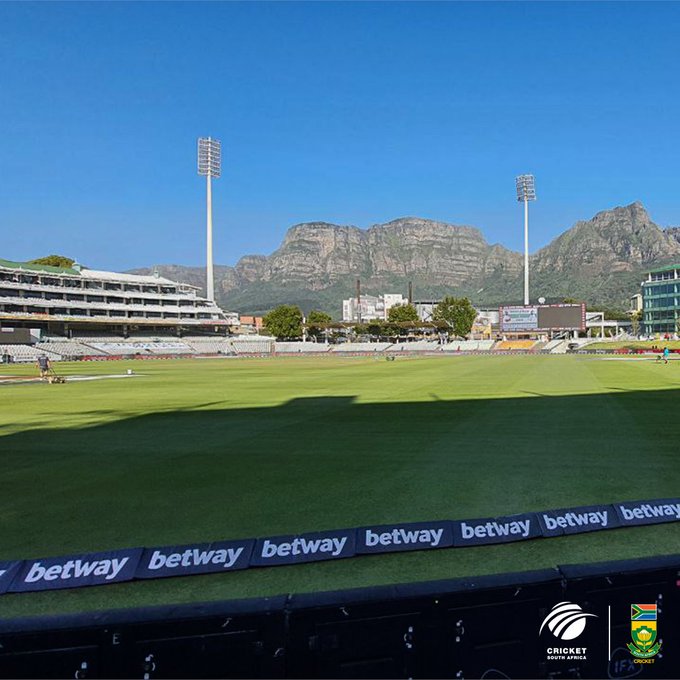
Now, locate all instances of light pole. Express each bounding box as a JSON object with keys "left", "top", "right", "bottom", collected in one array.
[
  {"left": 515, "top": 174, "right": 536, "bottom": 306},
  {"left": 198, "top": 137, "right": 222, "bottom": 302}
]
